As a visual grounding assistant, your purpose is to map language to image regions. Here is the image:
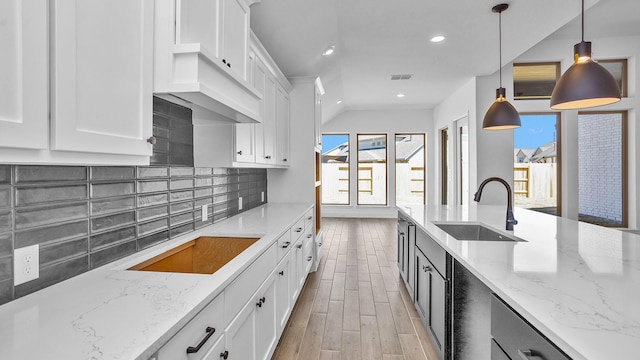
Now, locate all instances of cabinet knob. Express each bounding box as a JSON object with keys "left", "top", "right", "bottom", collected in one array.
[
  {"left": 227, "top": 62, "right": 231, "bottom": 68},
  {"left": 295, "top": 227, "right": 303, "bottom": 232},
  {"left": 260, "top": 297, "right": 266, "bottom": 304},
  {"left": 279, "top": 270, "right": 284, "bottom": 276},
  {"left": 306, "top": 234, "right": 312, "bottom": 239},
  {"left": 237, "top": 150, "right": 243, "bottom": 155},
  {"left": 256, "top": 301, "right": 262, "bottom": 308},
  {"left": 220, "top": 351, "right": 229, "bottom": 359},
  {"left": 307, "top": 256, "right": 313, "bottom": 261},
  {"left": 265, "top": 155, "right": 272, "bottom": 159},
  {"left": 307, "top": 216, "right": 312, "bottom": 220},
  {"left": 281, "top": 241, "right": 291, "bottom": 249},
  {"left": 517, "top": 349, "right": 537, "bottom": 360},
  {"left": 422, "top": 265, "right": 432, "bottom": 272},
  {"left": 147, "top": 136, "right": 157, "bottom": 145},
  {"left": 283, "top": 158, "right": 288, "bottom": 162},
  {"left": 222, "top": 59, "right": 227, "bottom": 64},
  {"left": 296, "top": 244, "right": 303, "bottom": 249}
]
